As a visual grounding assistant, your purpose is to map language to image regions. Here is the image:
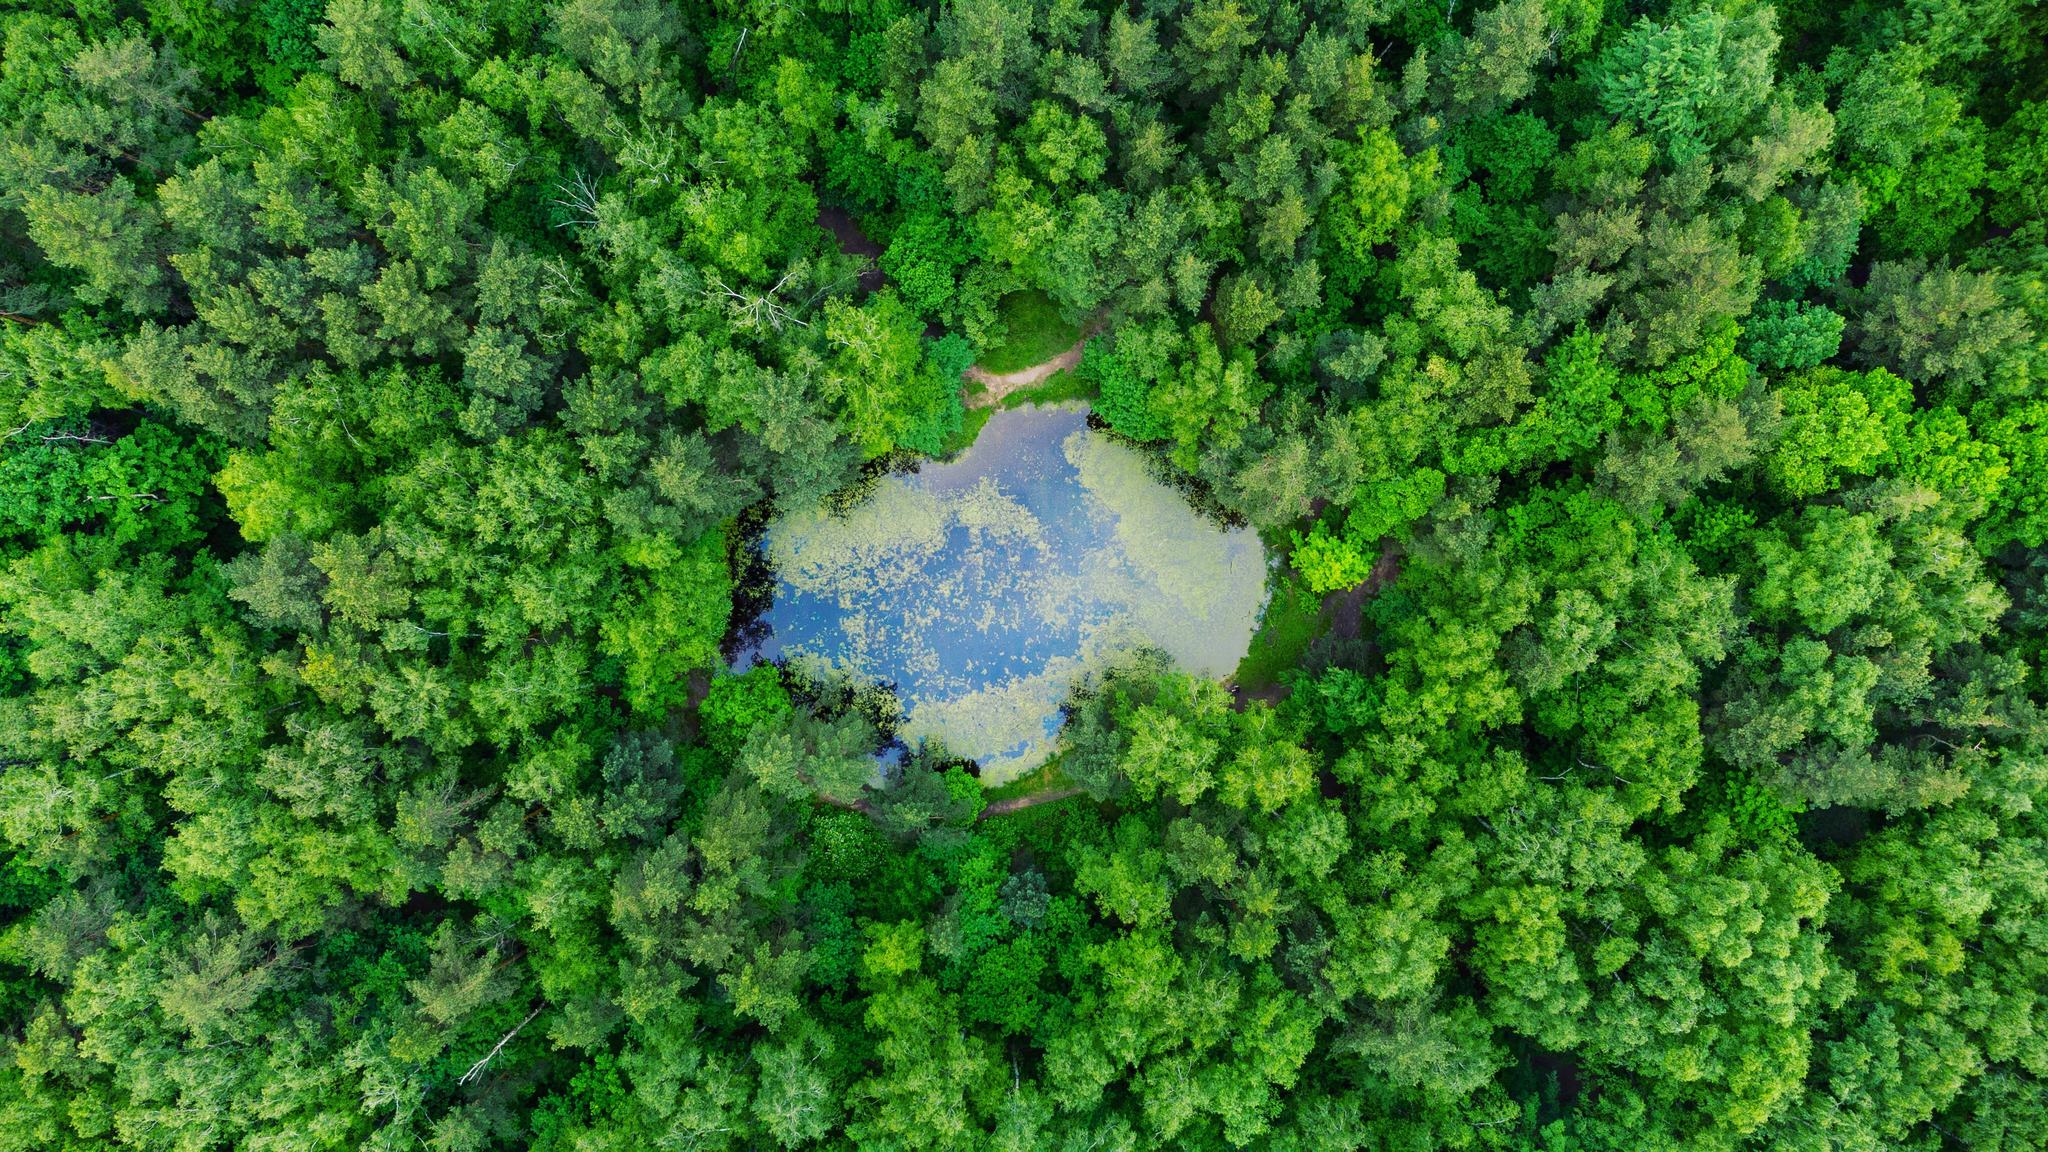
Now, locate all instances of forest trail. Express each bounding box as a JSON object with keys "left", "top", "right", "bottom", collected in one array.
[
  {"left": 962, "top": 334, "right": 1092, "bottom": 407},
  {"left": 818, "top": 785, "right": 1084, "bottom": 820},
  {"left": 979, "top": 786, "right": 1085, "bottom": 819},
  {"left": 1329, "top": 541, "right": 1402, "bottom": 640}
]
